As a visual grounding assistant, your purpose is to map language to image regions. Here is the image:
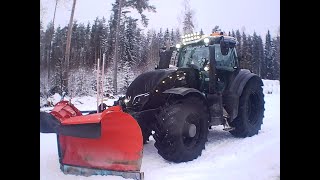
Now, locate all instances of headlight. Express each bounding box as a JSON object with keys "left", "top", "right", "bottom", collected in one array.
[
  {"left": 204, "top": 38, "right": 210, "bottom": 44},
  {"left": 204, "top": 65, "right": 210, "bottom": 71},
  {"left": 124, "top": 98, "right": 130, "bottom": 104}
]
